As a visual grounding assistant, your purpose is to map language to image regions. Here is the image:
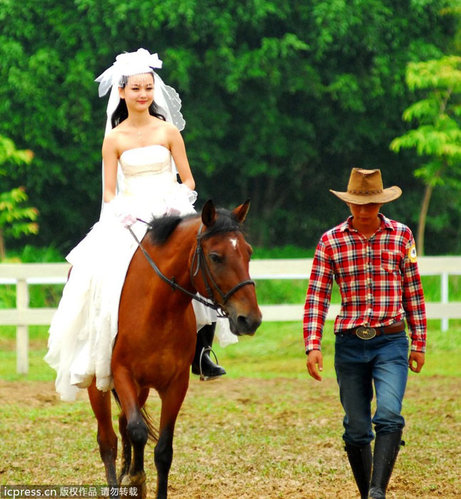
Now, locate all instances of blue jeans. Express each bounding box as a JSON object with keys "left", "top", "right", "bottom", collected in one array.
[{"left": 334, "top": 331, "right": 409, "bottom": 446}]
